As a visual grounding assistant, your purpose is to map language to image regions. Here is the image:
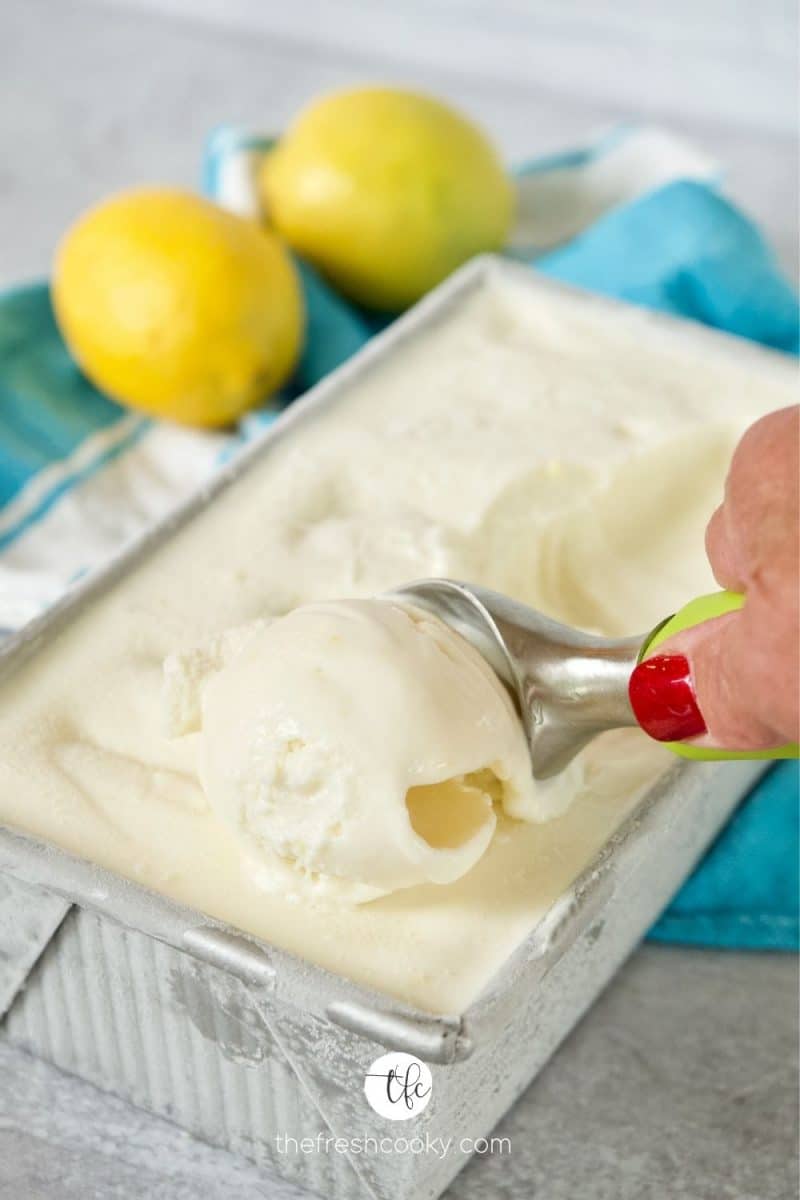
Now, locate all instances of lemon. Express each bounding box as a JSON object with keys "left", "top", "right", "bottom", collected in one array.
[
  {"left": 53, "top": 188, "right": 304, "bottom": 428},
  {"left": 260, "top": 87, "right": 514, "bottom": 310}
]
